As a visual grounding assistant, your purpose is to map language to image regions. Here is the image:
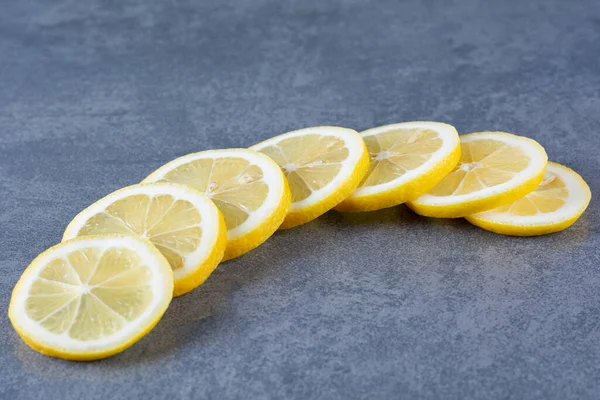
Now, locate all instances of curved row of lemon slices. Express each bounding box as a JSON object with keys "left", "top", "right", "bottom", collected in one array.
[{"left": 9, "top": 121, "right": 591, "bottom": 361}]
